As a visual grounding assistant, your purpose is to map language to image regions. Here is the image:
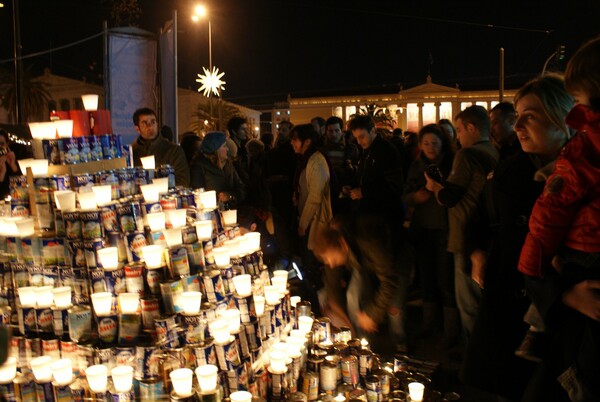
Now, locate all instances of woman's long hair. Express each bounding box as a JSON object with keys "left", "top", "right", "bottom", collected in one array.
[{"left": 419, "top": 123, "right": 455, "bottom": 178}]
